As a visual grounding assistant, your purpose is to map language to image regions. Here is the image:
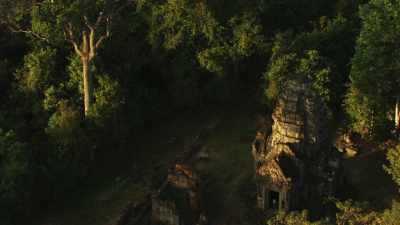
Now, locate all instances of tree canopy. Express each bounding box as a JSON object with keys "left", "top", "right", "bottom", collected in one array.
[{"left": 1, "top": 0, "right": 400, "bottom": 224}]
